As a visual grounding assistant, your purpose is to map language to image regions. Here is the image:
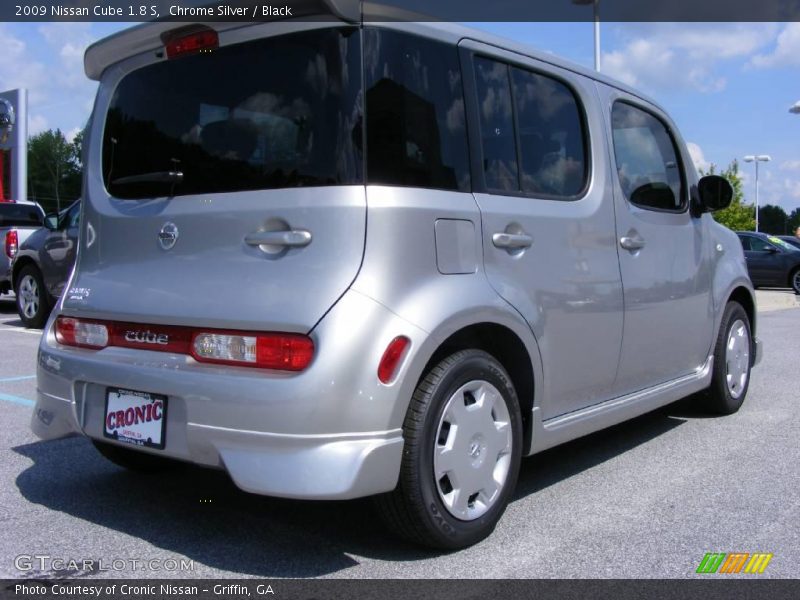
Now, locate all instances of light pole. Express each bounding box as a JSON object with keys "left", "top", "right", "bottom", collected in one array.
[
  {"left": 573, "top": 0, "right": 600, "bottom": 72},
  {"left": 743, "top": 155, "right": 771, "bottom": 232}
]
